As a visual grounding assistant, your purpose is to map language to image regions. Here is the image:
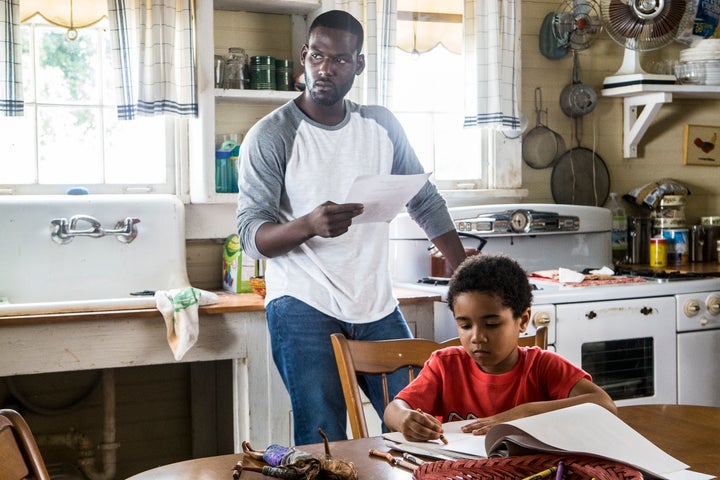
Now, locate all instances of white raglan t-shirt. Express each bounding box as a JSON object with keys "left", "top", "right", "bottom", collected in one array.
[{"left": 236, "top": 99, "right": 454, "bottom": 323}]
